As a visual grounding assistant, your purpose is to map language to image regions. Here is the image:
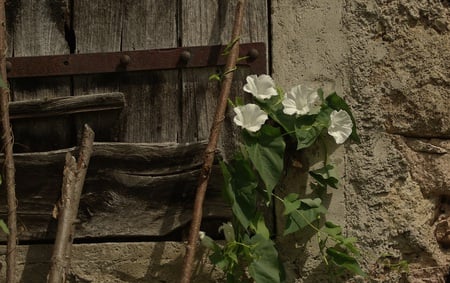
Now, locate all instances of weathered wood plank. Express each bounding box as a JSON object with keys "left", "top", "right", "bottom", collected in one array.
[
  {"left": 72, "top": 0, "right": 123, "bottom": 142},
  {"left": 7, "top": 0, "right": 73, "bottom": 152},
  {"left": 180, "top": 0, "right": 268, "bottom": 150},
  {"left": 0, "top": 142, "right": 228, "bottom": 241},
  {"left": 119, "top": 0, "right": 179, "bottom": 143},
  {"left": 9, "top": 92, "right": 125, "bottom": 119},
  {"left": 73, "top": 0, "right": 180, "bottom": 143}
]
